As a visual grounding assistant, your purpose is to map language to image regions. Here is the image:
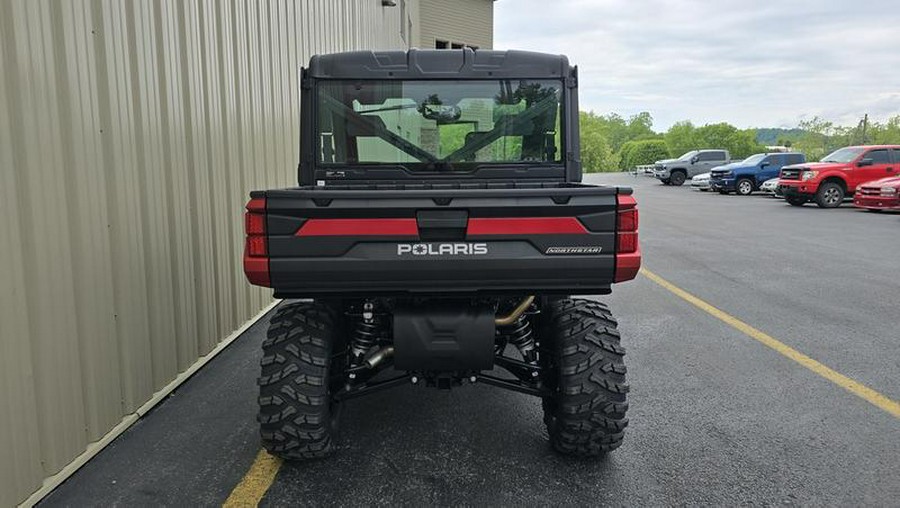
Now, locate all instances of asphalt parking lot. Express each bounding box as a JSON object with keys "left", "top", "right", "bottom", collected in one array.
[{"left": 41, "top": 173, "right": 899, "bottom": 506}]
